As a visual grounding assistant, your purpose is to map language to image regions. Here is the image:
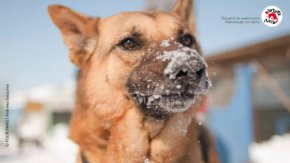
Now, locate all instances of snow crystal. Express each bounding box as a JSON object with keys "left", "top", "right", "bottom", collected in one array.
[
  {"left": 160, "top": 39, "right": 170, "bottom": 47},
  {"left": 158, "top": 97, "right": 195, "bottom": 113},
  {"left": 153, "top": 95, "right": 161, "bottom": 99},
  {"left": 147, "top": 96, "right": 155, "bottom": 106},
  {"left": 165, "top": 90, "right": 170, "bottom": 94},
  {"left": 147, "top": 95, "right": 161, "bottom": 106},
  {"left": 144, "top": 158, "right": 150, "bottom": 163}
]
